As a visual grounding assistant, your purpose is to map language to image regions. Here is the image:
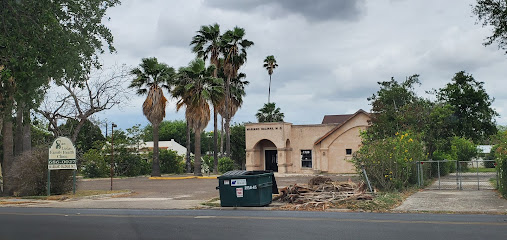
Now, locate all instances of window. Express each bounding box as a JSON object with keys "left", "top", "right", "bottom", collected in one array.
[
  {"left": 301, "top": 150, "right": 312, "bottom": 168},
  {"left": 346, "top": 149, "right": 352, "bottom": 155}
]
